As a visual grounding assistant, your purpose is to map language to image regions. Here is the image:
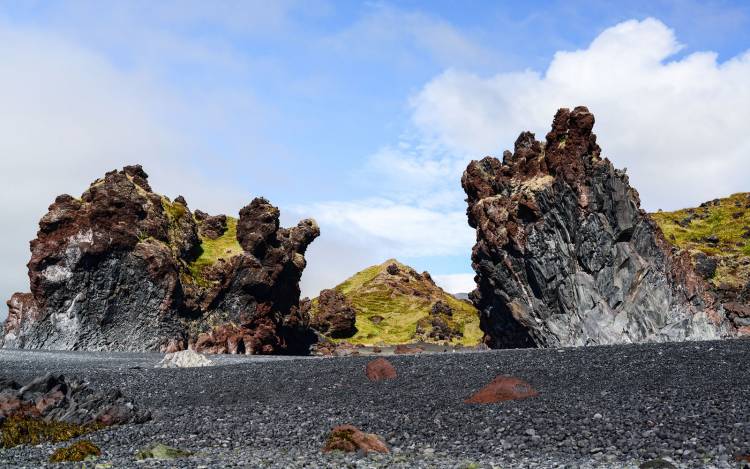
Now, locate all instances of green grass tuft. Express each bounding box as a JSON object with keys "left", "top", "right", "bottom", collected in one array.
[
  {"left": 49, "top": 440, "right": 101, "bottom": 462},
  {"left": 1, "top": 416, "right": 102, "bottom": 449}
]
